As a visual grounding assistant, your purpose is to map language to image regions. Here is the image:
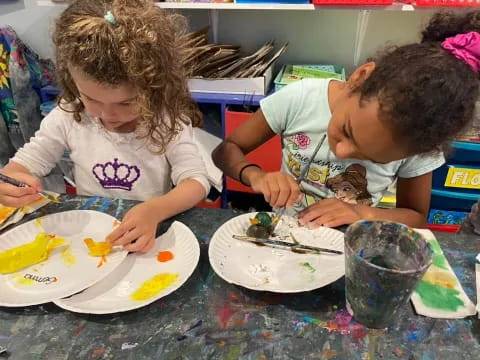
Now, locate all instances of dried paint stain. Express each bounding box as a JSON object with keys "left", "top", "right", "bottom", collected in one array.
[
  {"left": 130, "top": 273, "right": 179, "bottom": 301},
  {"left": 61, "top": 246, "right": 76, "bottom": 266},
  {"left": 157, "top": 251, "right": 174, "bottom": 262},
  {"left": 12, "top": 274, "right": 35, "bottom": 286},
  {"left": 300, "top": 262, "right": 316, "bottom": 273},
  {"left": 299, "top": 310, "right": 370, "bottom": 341},
  {"left": 35, "top": 217, "right": 45, "bottom": 228}
]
